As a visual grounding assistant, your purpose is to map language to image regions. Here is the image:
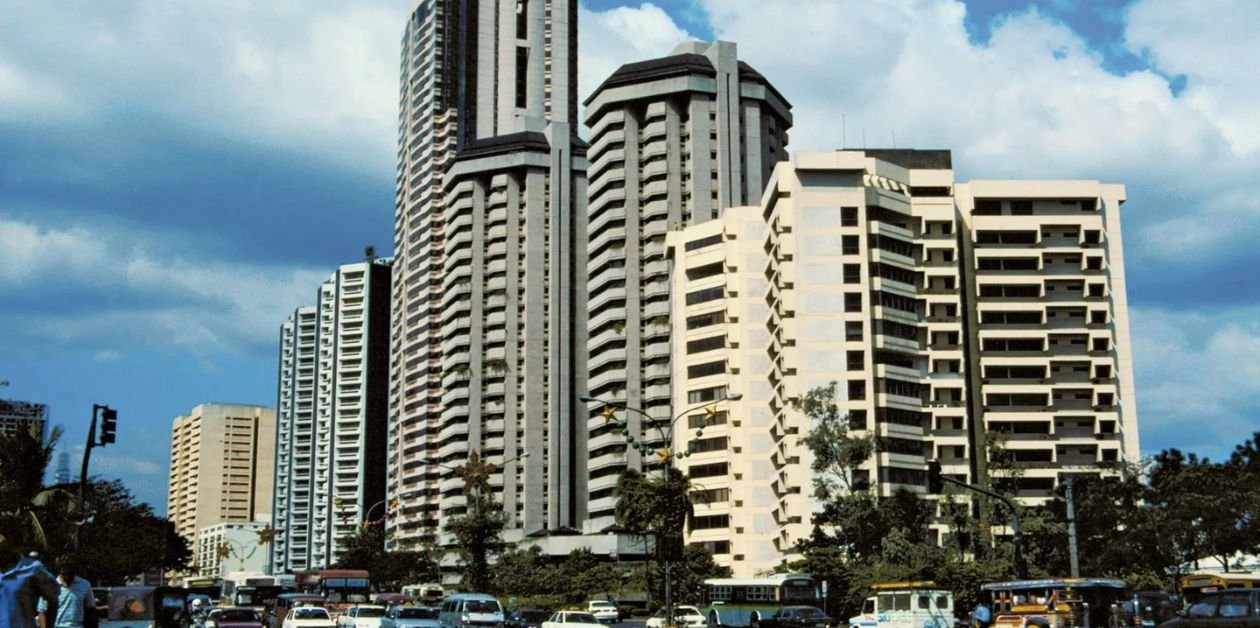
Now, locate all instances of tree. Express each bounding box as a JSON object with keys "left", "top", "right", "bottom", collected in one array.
[
  {"left": 71, "top": 480, "right": 191, "bottom": 584},
  {"left": 794, "top": 382, "right": 875, "bottom": 501},
  {"left": 444, "top": 493, "right": 508, "bottom": 593},
  {"left": 335, "top": 521, "right": 439, "bottom": 591},
  {"left": 0, "top": 424, "right": 68, "bottom": 548},
  {"left": 614, "top": 468, "right": 694, "bottom": 562}
]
